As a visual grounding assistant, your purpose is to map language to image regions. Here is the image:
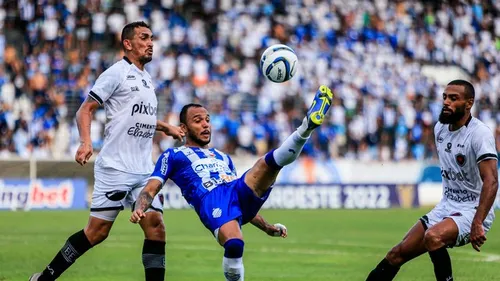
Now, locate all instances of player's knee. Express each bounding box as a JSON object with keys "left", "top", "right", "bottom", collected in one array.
[
  {"left": 84, "top": 227, "right": 109, "bottom": 245},
  {"left": 224, "top": 239, "right": 245, "bottom": 259},
  {"left": 424, "top": 230, "right": 444, "bottom": 251},
  {"left": 386, "top": 245, "right": 404, "bottom": 266},
  {"left": 143, "top": 213, "right": 166, "bottom": 241}
]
